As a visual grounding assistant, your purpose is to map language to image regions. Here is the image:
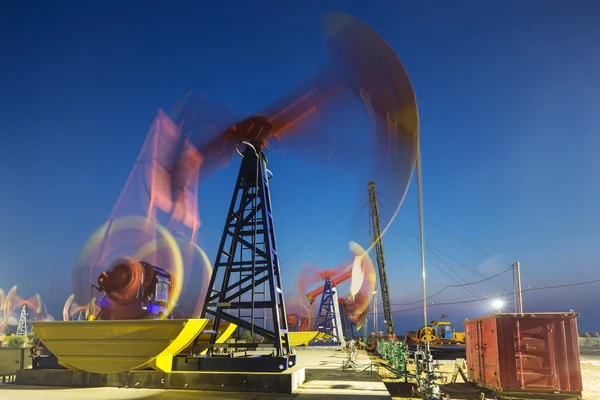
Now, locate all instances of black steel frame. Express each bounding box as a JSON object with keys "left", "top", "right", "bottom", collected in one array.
[
  {"left": 198, "top": 144, "right": 291, "bottom": 360},
  {"left": 367, "top": 181, "right": 395, "bottom": 336}
]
